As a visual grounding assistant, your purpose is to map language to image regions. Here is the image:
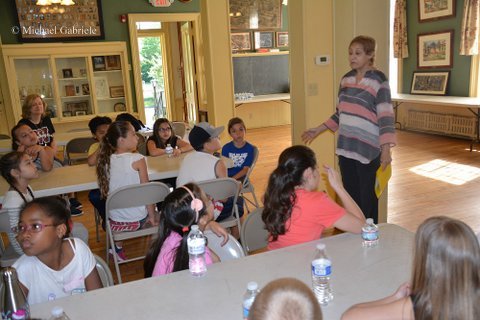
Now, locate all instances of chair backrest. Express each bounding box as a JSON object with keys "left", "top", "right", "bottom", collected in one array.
[
  {"left": 136, "top": 133, "right": 147, "bottom": 156},
  {"left": 0, "top": 134, "right": 11, "bottom": 140},
  {"left": 171, "top": 122, "right": 187, "bottom": 139},
  {"left": 94, "top": 254, "right": 114, "bottom": 287},
  {"left": 64, "top": 137, "right": 96, "bottom": 165},
  {"left": 242, "top": 145, "right": 259, "bottom": 189},
  {"left": 195, "top": 177, "right": 240, "bottom": 201},
  {"left": 106, "top": 181, "right": 171, "bottom": 212},
  {"left": 0, "top": 210, "right": 21, "bottom": 267},
  {"left": 204, "top": 230, "right": 245, "bottom": 261},
  {"left": 240, "top": 207, "right": 269, "bottom": 254}
]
